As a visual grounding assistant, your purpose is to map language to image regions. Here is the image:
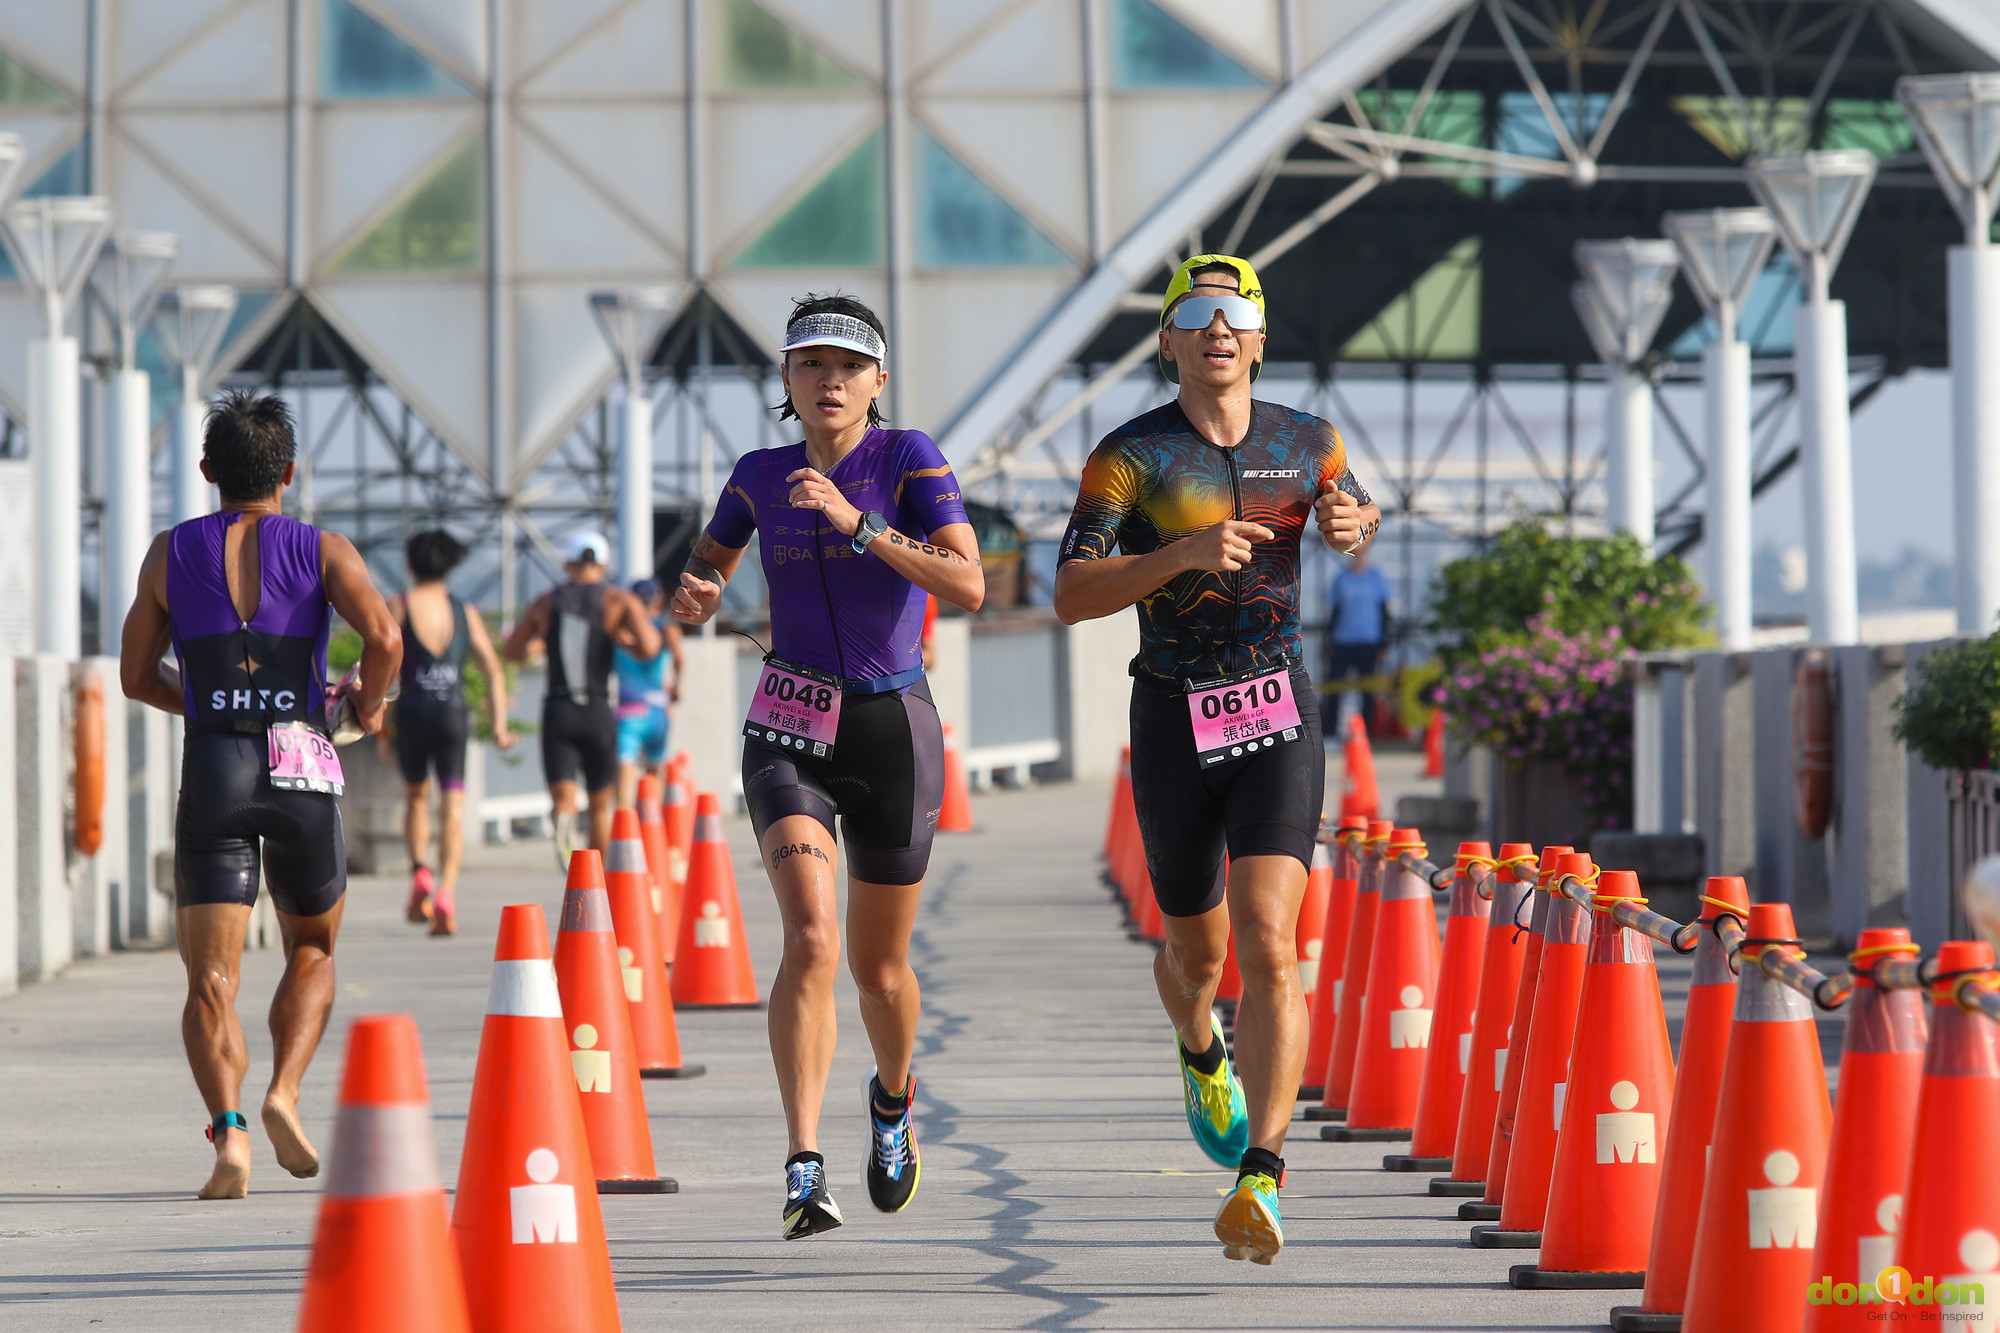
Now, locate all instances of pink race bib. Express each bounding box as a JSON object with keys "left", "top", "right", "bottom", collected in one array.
[
  {"left": 1186, "top": 668, "right": 1303, "bottom": 768},
  {"left": 267, "top": 721, "right": 346, "bottom": 794},
  {"left": 742, "top": 660, "right": 842, "bottom": 759}
]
